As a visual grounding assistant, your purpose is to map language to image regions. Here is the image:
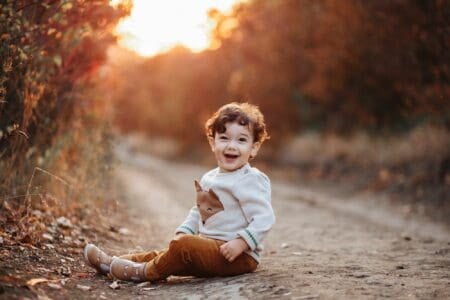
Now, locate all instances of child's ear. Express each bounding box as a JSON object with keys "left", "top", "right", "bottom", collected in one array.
[
  {"left": 208, "top": 136, "right": 215, "bottom": 152},
  {"left": 194, "top": 180, "right": 202, "bottom": 192},
  {"left": 250, "top": 141, "right": 261, "bottom": 159}
]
